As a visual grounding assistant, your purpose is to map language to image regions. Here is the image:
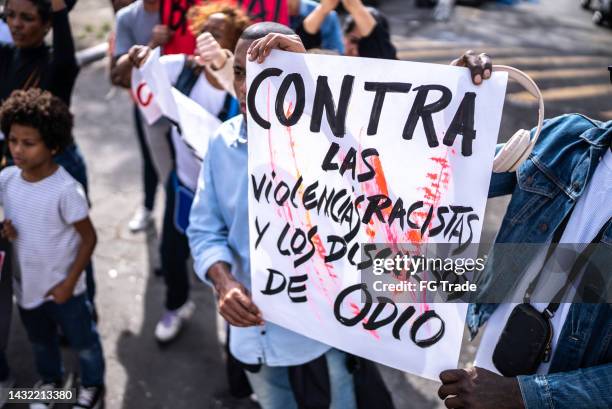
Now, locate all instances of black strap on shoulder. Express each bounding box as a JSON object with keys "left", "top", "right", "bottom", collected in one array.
[
  {"left": 545, "top": 217, "right": 610, "bottom": 316},
  {"left": 523, "top": 208, "right": 574, "bottom": 303},
  {"left": 174, "top": 58, "right": 239, "bottom": 123},
  {"left": 175, "top": 57, "right": 200, "bottom": 97}
]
